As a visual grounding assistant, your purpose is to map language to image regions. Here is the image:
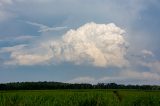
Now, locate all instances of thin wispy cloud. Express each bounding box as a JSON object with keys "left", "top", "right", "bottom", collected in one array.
[{"left": 26, "top": 21, "right": 68, "bottom": 33}]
